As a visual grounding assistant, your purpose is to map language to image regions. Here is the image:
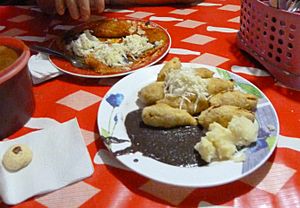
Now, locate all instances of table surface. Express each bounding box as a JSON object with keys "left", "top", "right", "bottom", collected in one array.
[{"left": 1, "top": 1, "right": 300, "bottom": 207}]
